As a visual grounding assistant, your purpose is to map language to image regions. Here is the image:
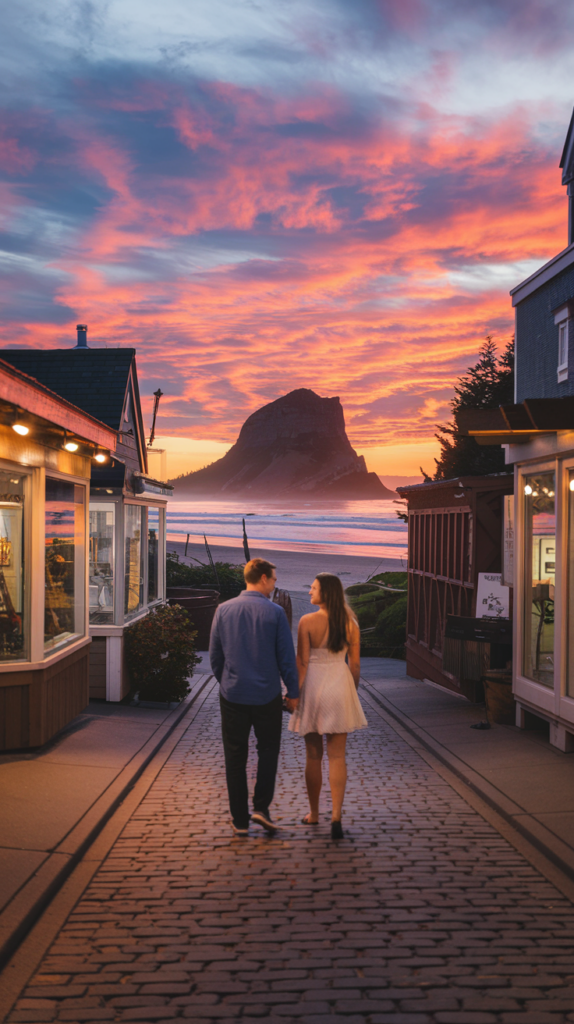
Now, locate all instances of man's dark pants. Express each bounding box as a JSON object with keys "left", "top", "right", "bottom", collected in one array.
[{"left": 220, "top": 693, "right": 283, "bottom": 828}]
